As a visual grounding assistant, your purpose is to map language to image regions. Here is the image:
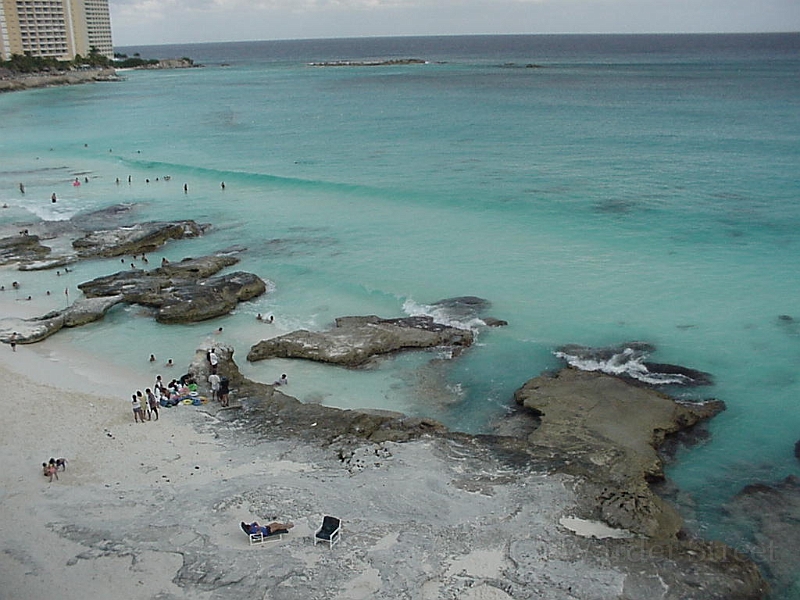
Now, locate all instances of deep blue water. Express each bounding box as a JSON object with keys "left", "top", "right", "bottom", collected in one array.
[{"left": 2, "top": 34, "right": 799, "bottom": 591}]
